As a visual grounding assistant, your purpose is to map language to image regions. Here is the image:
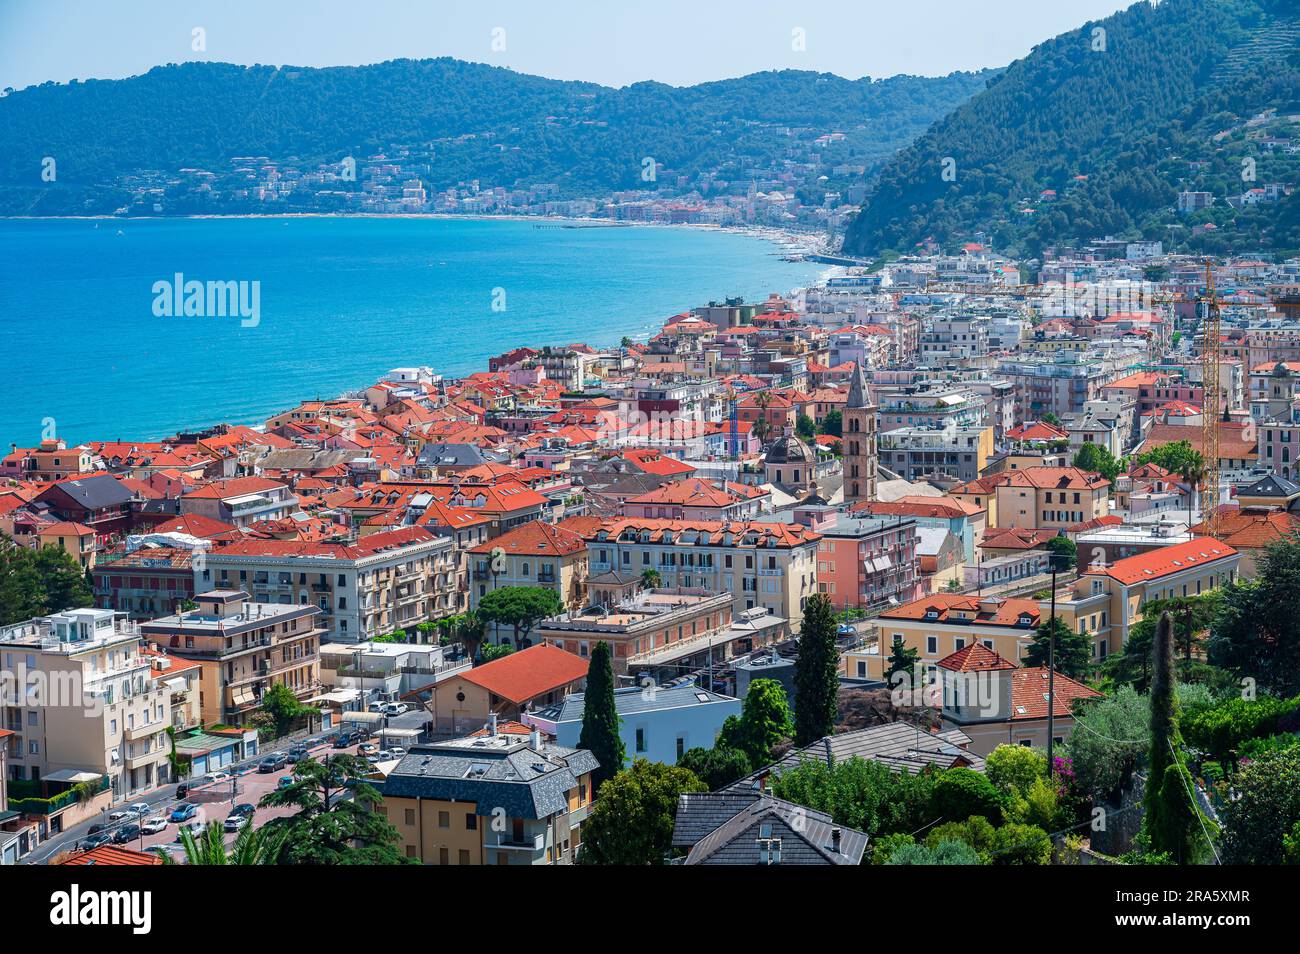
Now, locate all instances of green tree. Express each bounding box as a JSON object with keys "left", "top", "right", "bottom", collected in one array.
[
  {"left": 1208, "top": 536, "right": 1300, "bottom": 697},
  {"left": 1071, "top": 443, "right": 1123, "bottom": 484},
  {"left": 887, "top": 840, "right": 984, "bottom": 865},
  {"left": 818, "top": 409, "right": 843, "bottom": 437},
  {"left": 718, "top": 678, "right": 793, "bottom": 768},
  {"left": 160, "top": 819, "right": 286, "bottom": 865},
  {"left": 1143, "top": 613, "right": 1201, "bottom": 864},
  {"left": 639, "top": 568, "right": 662, "bottom": 588},
  {"left": 677, "top": 745, "right": 751, "bottom": 790},
  {"left": 477, "top": 585, "right": 565, "bottom": 650},
  {"left": 0, "top": 535, "right": 93, "bottom": 624},
  {"left": 930, "top": 767, "right": 1005, "bottom": 823},
  {"left": 578, "top": 641, "right": 624, "bottom": 788},
  {"left": 578, "top": 760, "right": 706, "bottom": 865},
  {"left": 1219, "top": 746, "right": 1300, "bottom": 864},
  {"left": 1023, "top": 614, "right": 1091, "bottom": 679},
  {"left": 771, "top": 755, "right": 937, "bottom": 839},
  {"left": 479, "top": 642, "right": 513, "bottom": 662},
  {"left": 985, "top": 744, "right": 1047, "bottom": 797},
  {"left": 1064, "top": 685, "right": 1149, "bottom": 799},
  {"left": 260, "top": 683, "right": 311, "bottom": 739},
  {"left": 1045, "top": 534, "right": 1077, "bottom": 570},
  {"left": 795, "top": 413, "right": 816, "bottom": 440},
  {"left": 793, "top": 593, "right": 839, "bottom": 745},
  {"left": 885, "top": 635, "right": 920, "bottom": 688}
]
